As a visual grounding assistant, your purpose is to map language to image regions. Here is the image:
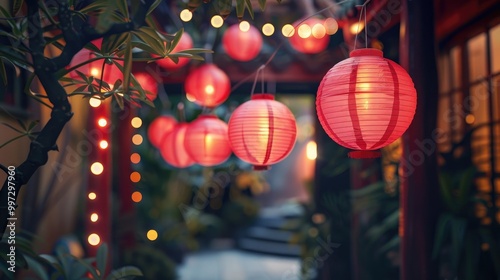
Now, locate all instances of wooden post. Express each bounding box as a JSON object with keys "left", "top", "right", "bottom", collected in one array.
[{"left": 399, "top": 0, "right": 440, "bottom": 279}]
